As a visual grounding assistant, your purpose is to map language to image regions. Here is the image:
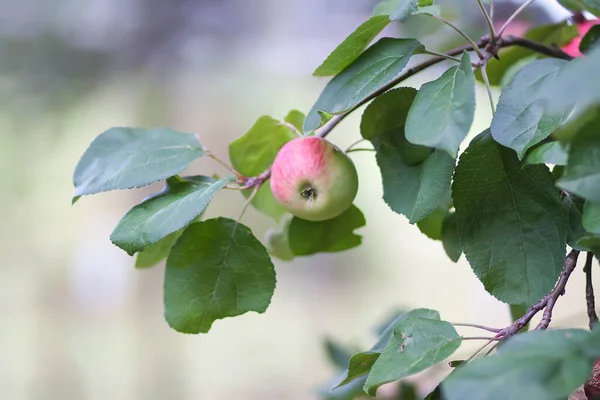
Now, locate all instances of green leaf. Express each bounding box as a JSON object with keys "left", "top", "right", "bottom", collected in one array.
[
  {"left": 361, "top": 88, "right": 454, "bottom": 223},
  {"left": 229, "top": 115, "right": 297, "bottom": 221},
  {"left": 110, "top": 175, "right": 234, "bottom": 255},
  {"left": 334, "top": 352, "right": 380, "bottom": 388},
  {"left": 72, "top": 127, "right": 205, "bottom": 200},
  {"left": 264, "top": 214, "right": 295, "bottom": 261},
  {"left": 478, "top": 22, "right": 578, "bottom": 86},
  {"left": 441, "top": 212, "right": 462, "bottom": 262},
  {"left": 288, "top": 205, "right": 365, "bottom": 256},
  {"left": 578, "top": 236, "right": 600, "bottom": 256},
  {"left": 491, "top": 59, "right": 571, "bottom": 159},
  {"left": 313, "top": 16, "right": 391, "bottom": 77},
  {"left": 523, "top": 141, "right": 568, "bottom": 166},
  {"left": 135, "top": 230, "right": 183, "bottom": 268},
  {"left": 406, "top": 52, "right": 475, "bottom": 158},
  {"left": 164, "top": 218, "right": 276, "bottom": 334},
  {"left": 452, "top": 130, "right": 566, "bottom": 306},
  {"left": 284, "top": 109, "right": 306, "bottom": 132},
  {"left": 584, "top": 200, "right": 600, "bottom": 234},
  {"left": 558, "top": 0, "right": 600, "bottom": 16},
  {"left": 580, "top": 24, "right": 600, "bottom": 54},
  {"left": 333, "top": 309, "right": 440, "bottom": 390},
  {"left": 373, "top": 0, "right": 436, "bottom": 20},
  {"left": 304, "top": 38, "right": 424, "bottom": 133},
  {"left": 542, "top": 46, "right": 600, "bottom": 114},
  {"left": 442, "top": 329, "right": 599, "bottom": 400},
  {"left": 417, "top": 207, "right": 446, "bottom": 240},
  {"left": 563, "top": 196, "right": 590, "bottom": 251},
  {"left": 365, "top": 316, "right": 461, "bottom": 396},
  {"left": 557, "top": 114, "right": 600, "bottom": 202}
]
